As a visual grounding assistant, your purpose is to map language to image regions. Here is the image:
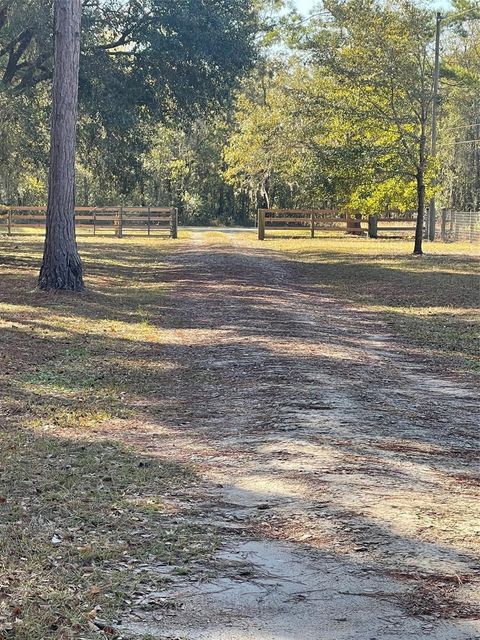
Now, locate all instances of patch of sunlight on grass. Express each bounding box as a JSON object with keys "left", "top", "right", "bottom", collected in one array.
[
  {"left": 245, "top": 233, "right": 479, "bottom": 258},
  {"left": 0, "top": 303, "right": 170, "bottom": 343},
  {"left": 126, "top": 496, "right": 178, "bottom": 512},
  {"left": 28, "top": 407, "right": 121, "bottom": 430}
]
